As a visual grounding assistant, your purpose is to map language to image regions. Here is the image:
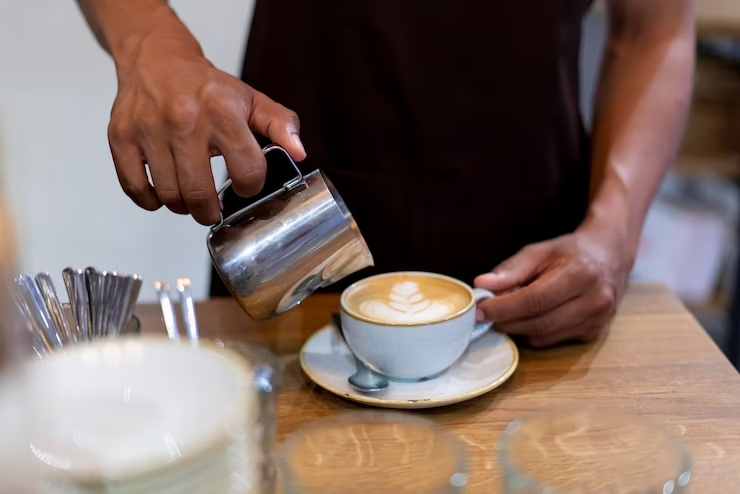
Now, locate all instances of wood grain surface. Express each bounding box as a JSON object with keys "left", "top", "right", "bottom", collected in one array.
[{"left": 136, "top": 284, "right": 740, "bottom": 493}]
